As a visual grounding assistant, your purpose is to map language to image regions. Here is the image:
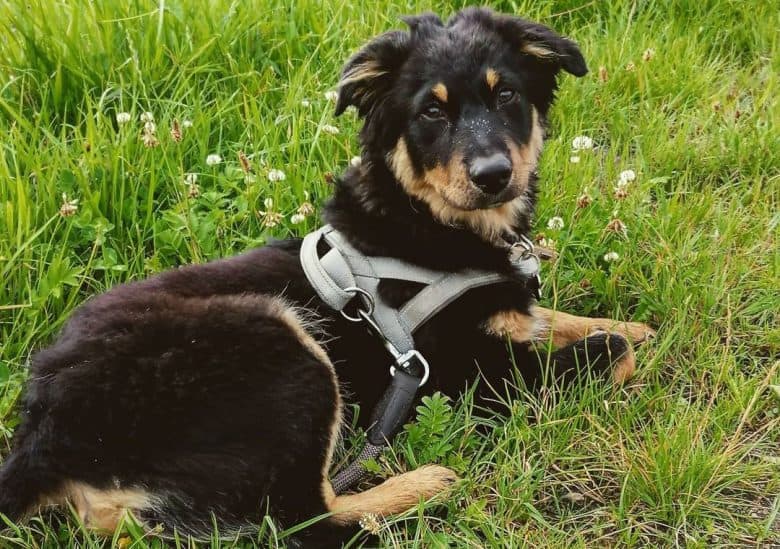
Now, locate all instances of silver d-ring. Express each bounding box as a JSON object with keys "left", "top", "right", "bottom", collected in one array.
[{"left": 340, "top": 286, "right": 375, "bottom": 322}]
